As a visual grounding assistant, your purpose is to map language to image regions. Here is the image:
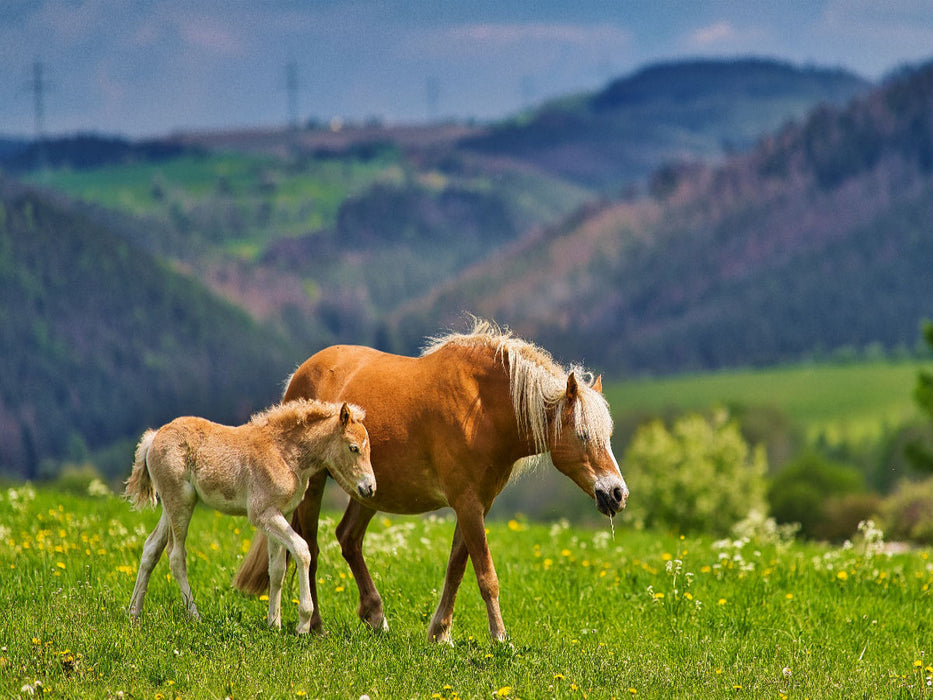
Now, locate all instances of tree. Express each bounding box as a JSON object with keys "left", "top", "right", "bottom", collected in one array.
[
  {"left": 622, "top": 409, "right": 768, "bottom": 535},
  {"left": 907, "top": 320, "right": 933, "bottom": 472}
]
